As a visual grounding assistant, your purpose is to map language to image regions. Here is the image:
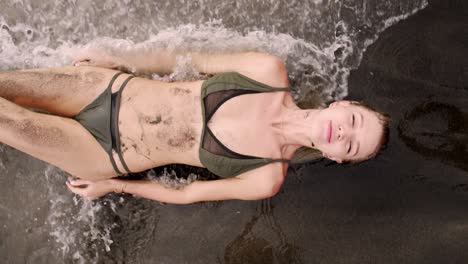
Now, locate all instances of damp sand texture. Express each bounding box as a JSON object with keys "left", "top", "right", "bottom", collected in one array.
[{"left": 2, "top": 0, "right": 468, "bottom": 264}]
